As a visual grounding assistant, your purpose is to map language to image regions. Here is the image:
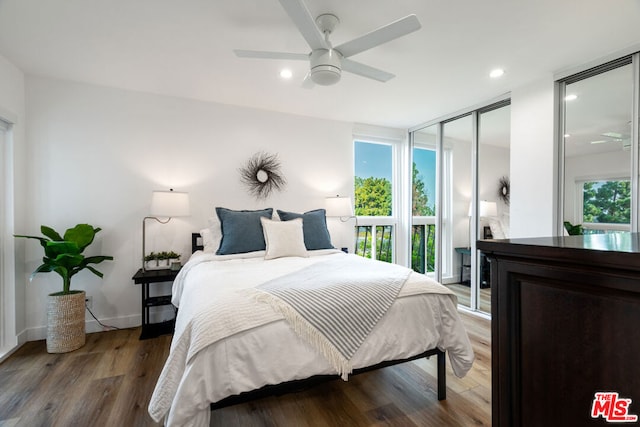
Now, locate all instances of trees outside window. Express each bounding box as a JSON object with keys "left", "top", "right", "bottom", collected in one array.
[
  {"left": 582, "top": 180, "right": 630, "bottom": 226},
  {"left": 354, "top": 177, "right": 391, "bottom": 216},
  {"left": 411, "top": 147, "right": 436, "bottom": 273},
  {"left": 354, "top": 141, "right": 394, "bottom": 262}
]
